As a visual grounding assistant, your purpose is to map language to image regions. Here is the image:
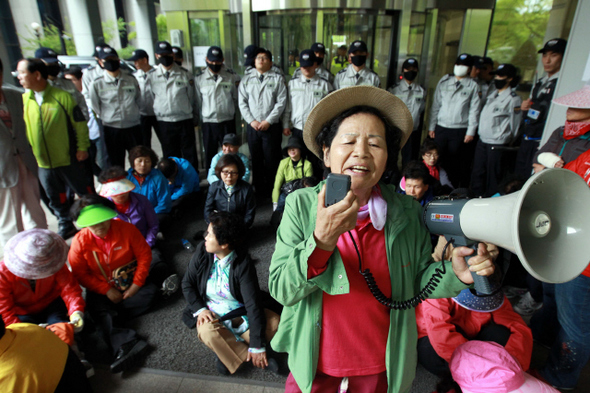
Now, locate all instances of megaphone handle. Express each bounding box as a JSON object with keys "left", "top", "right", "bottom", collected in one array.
[{"left": 465, "top": 243, "right": 494, "bottom": 295}]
